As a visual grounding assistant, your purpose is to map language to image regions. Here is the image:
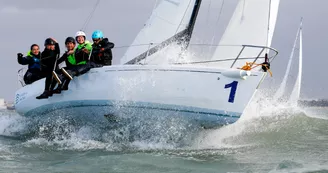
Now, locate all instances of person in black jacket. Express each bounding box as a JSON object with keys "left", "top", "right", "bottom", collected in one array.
[
  {"left": 51, "top": 35, "right": 94, "bottom": 93},
  {"left": 51, "top": 37, "right": 77, "bottom": 93},
  {"left": 58, "top": 37, "right": 76, "bottom": 69},
  {"left": 17, "top": 44, "right": 43, "bottom": 84},
  {"left": 52, "top": 30, "right": 113, "bottom": 93},
  {"left": 52, "top": 37, "right": 86, "bottom": 94},
  {"left": 90, "top": 30, "right": 114, "bottom": 67},
  {"left": 36, "top": 38, "right": 60, "bottom": 99}
]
